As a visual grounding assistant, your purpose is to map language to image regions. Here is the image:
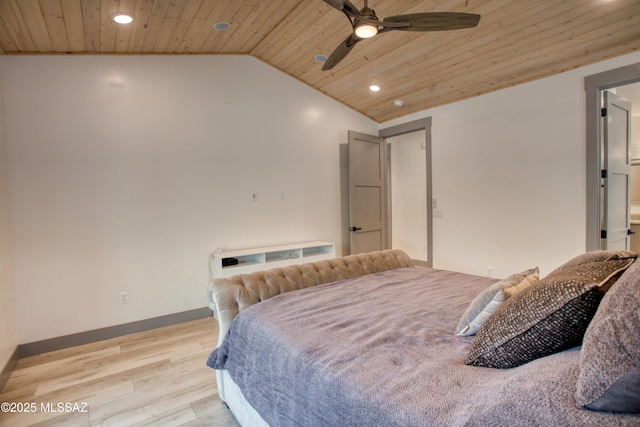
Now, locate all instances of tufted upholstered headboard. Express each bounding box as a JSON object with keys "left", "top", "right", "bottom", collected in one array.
[{"left": 211, "top": 249, "right": 414, "bottom": 345}]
